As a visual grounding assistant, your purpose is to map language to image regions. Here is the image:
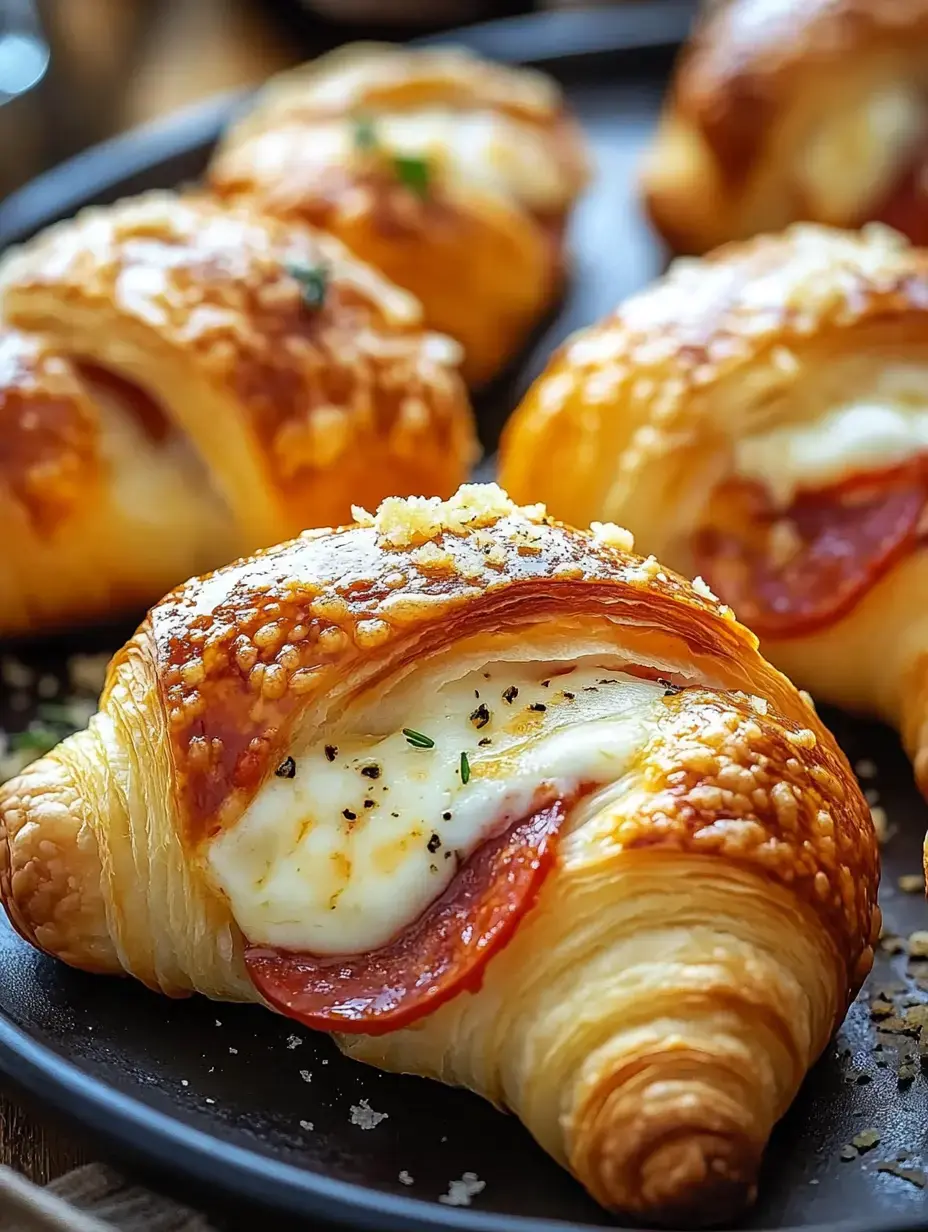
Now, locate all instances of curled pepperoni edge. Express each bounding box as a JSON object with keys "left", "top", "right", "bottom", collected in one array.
[
  {"left": 244, "top": 797, "right": 567, "bottom": 1036},
  {"left": 692, "top": 466, "right": 928, "bottom": 641}
]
